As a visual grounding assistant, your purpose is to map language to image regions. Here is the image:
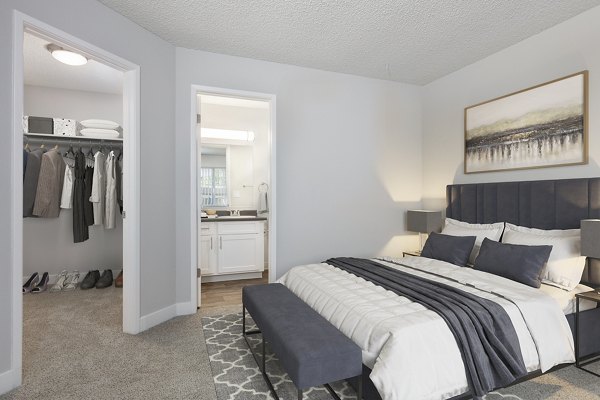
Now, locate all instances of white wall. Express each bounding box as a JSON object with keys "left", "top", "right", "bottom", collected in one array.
[
  {"left": 0, "top": 0, "right": 176, "bottom": 390},
  {"left": 422, "top": 6, "right": 600, "bottom": 211},
  {"left": 25, "top": 85, "right": 123, "bottom": 124},
  {"left": 24, "top": 85, "right": 123, "bottom": 279},
  {"left": 175, "top": 48, "right": 423, "bottom": 304}
]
